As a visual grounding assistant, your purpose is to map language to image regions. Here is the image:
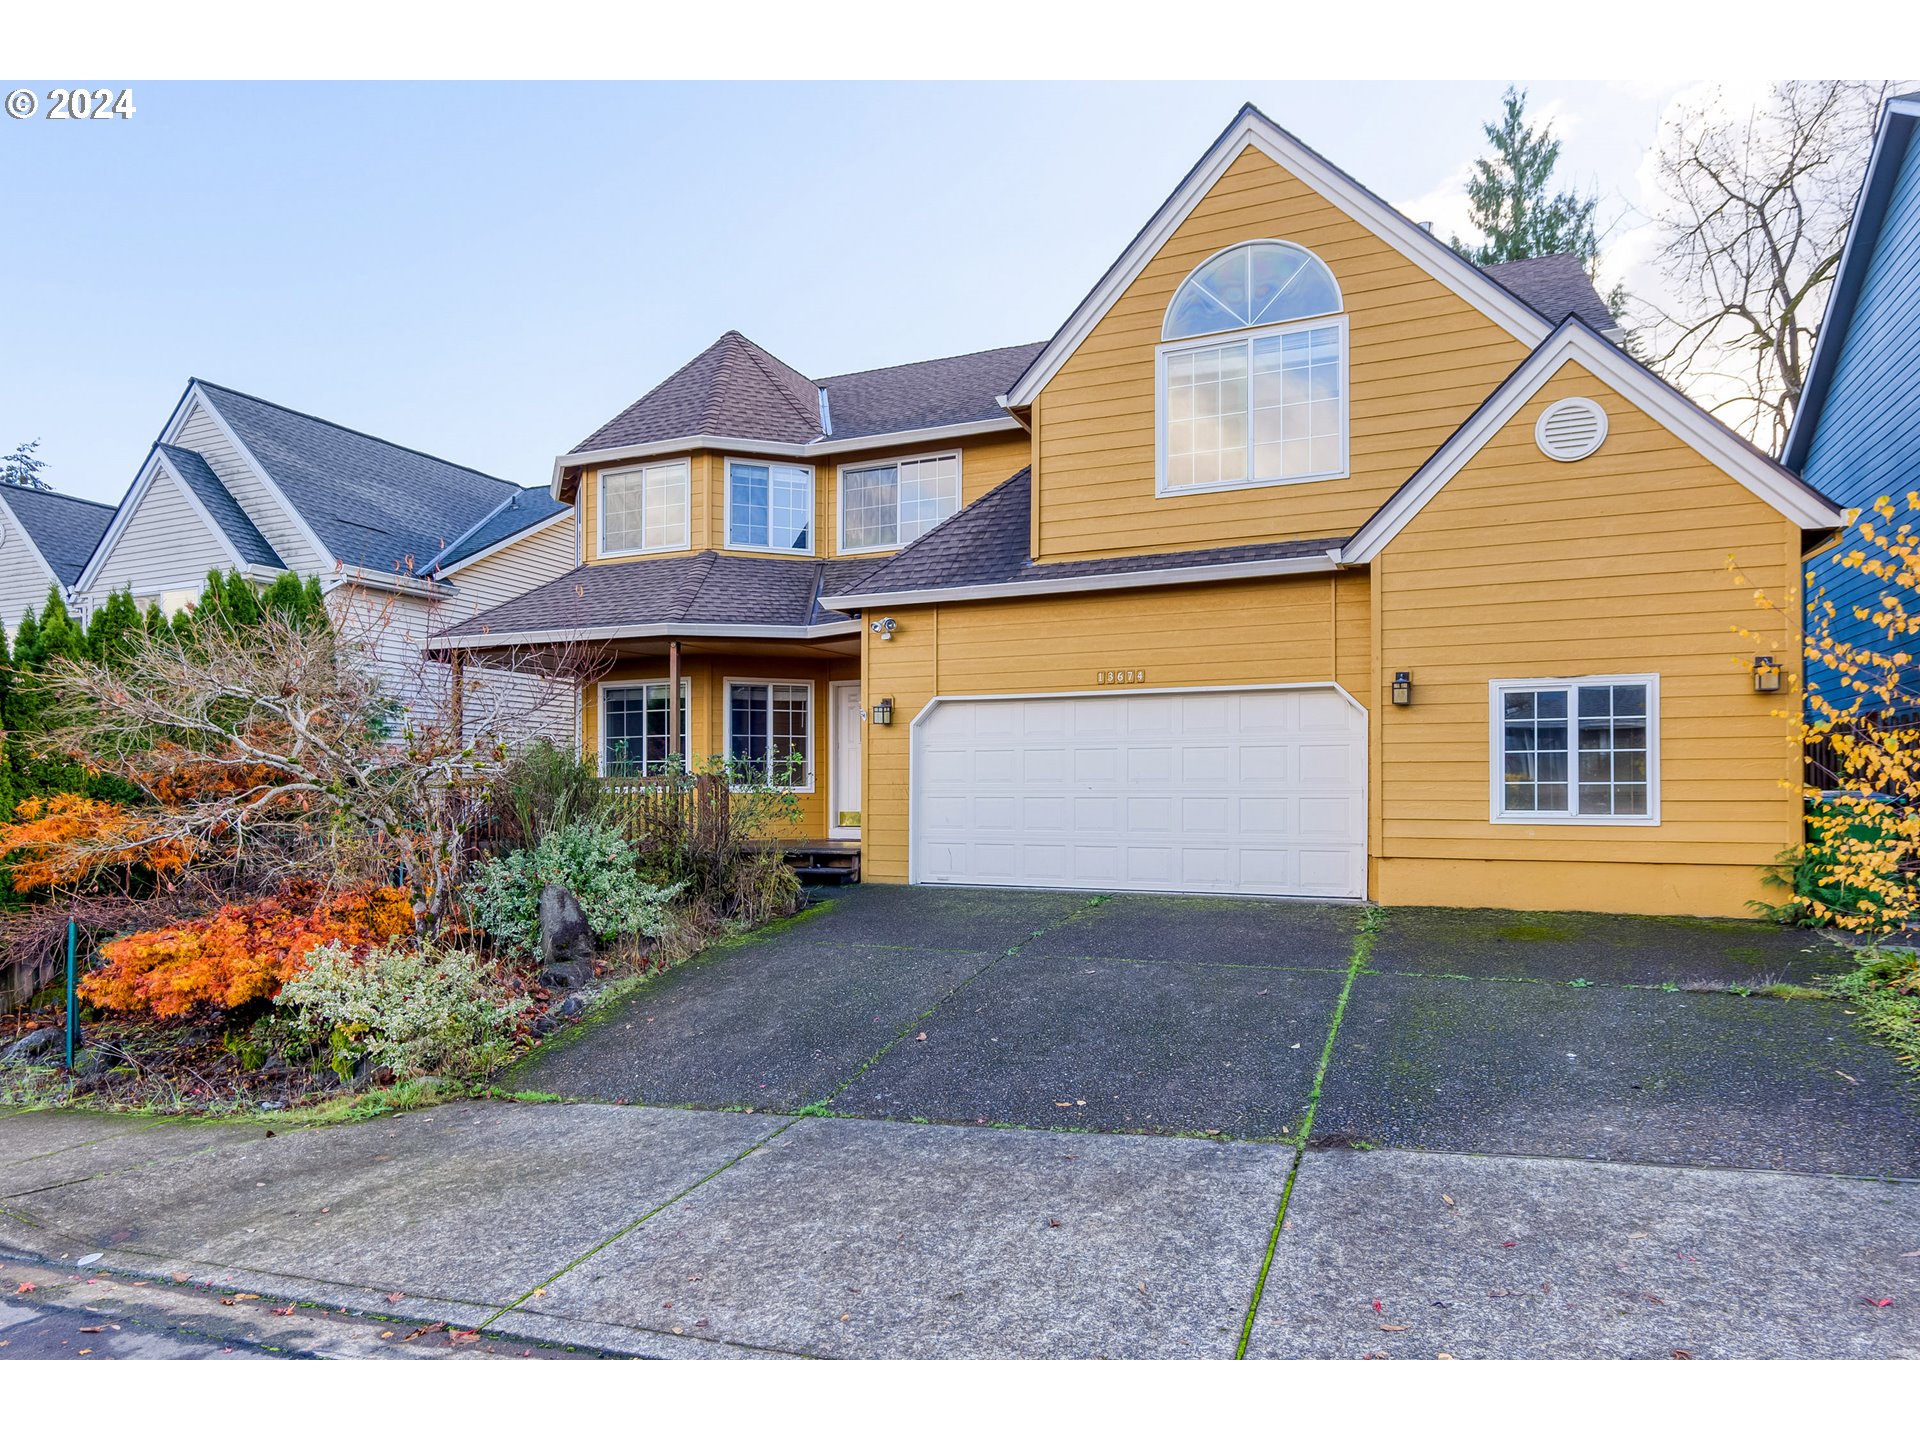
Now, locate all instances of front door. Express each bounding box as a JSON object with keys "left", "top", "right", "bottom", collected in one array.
[{"left": 829, "top": 681, "right": 862, "bottom": 839}]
